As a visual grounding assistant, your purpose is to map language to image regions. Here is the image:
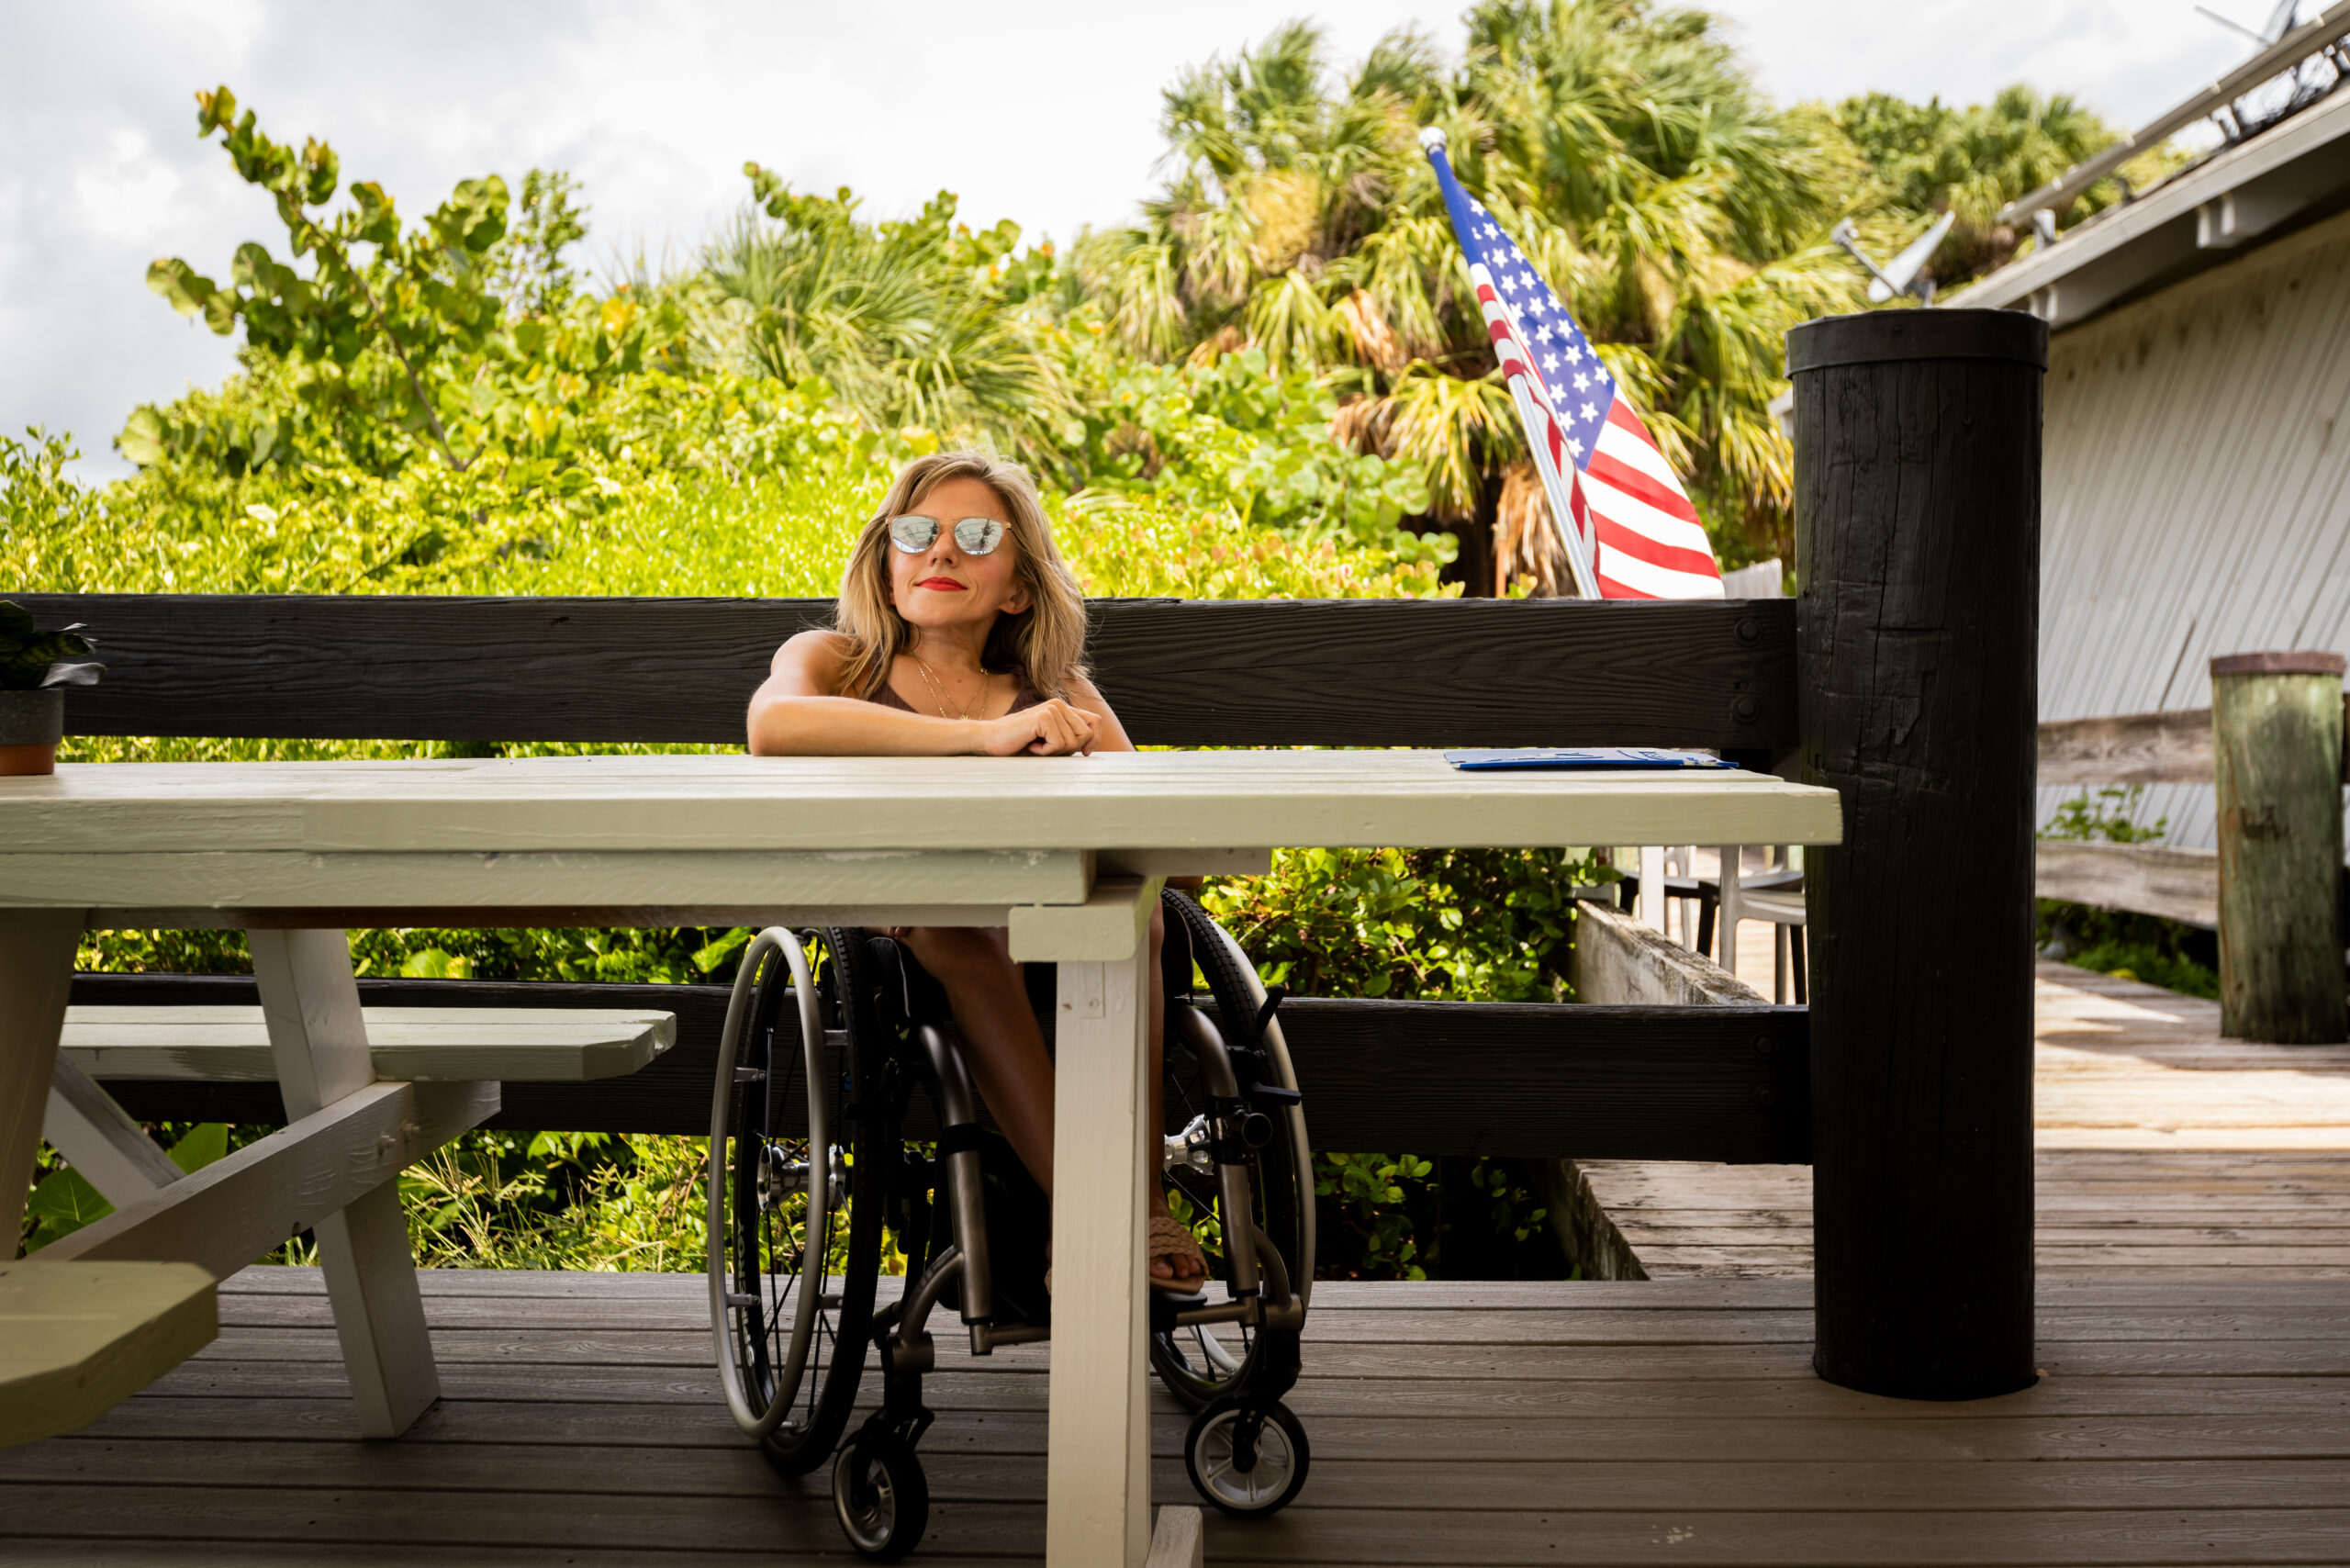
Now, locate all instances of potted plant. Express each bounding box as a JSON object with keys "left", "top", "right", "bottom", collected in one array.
[{"left": 0, "top": 601, "right": 104, "bottom": 777}]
